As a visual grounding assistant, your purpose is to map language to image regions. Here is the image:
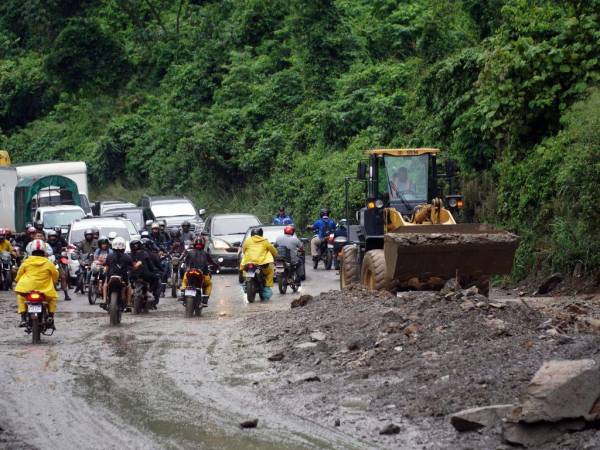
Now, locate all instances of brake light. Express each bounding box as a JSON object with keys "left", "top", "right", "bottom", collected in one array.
[
  {"left": 248, "top": 263, "right": 254, "bottom": 269},
  {"left": 27, "top": 292, "right": 45, "bottom": 302}
]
